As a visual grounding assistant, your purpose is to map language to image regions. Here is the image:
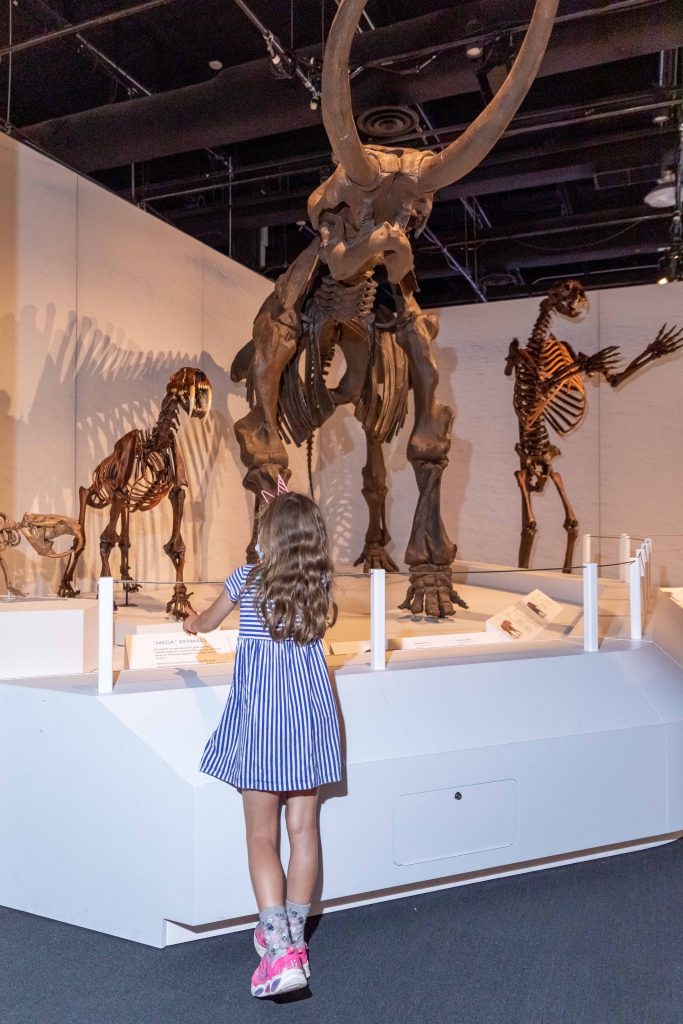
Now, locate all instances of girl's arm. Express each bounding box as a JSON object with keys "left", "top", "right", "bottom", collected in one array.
[{"left": 183, "top": 589, "right": 236, "bottom": 635}]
